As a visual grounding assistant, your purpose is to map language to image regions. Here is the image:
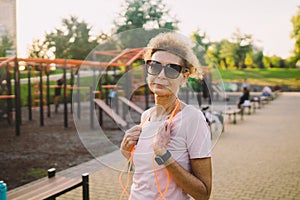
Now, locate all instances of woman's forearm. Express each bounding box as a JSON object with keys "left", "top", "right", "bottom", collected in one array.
[{"left": 165, "top": 157, "right": 211, "bottom": 200}]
